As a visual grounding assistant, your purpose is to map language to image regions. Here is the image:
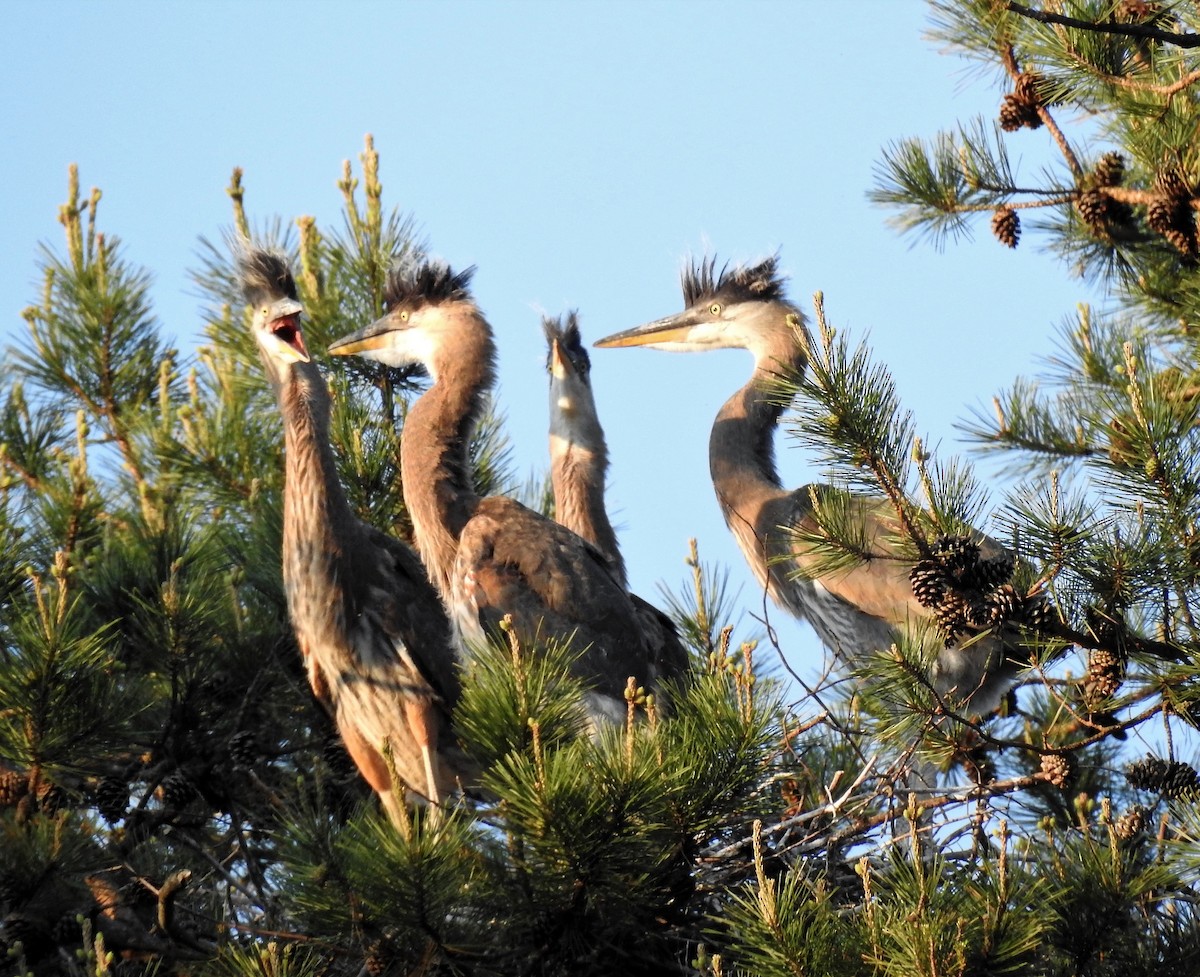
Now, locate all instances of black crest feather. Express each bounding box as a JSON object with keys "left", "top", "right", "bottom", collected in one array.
[
  {"left": 542, "top": 310, "right": 590, "bottom": 374},
  {"left": 384, "top": 260, "right": 476, "bottom": 312},
  {"left": 680, "top": 254, "right": 787, "bottom": 309},
  {"left": 239, "top": 249, "right": 298, "bottom": 307}
]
